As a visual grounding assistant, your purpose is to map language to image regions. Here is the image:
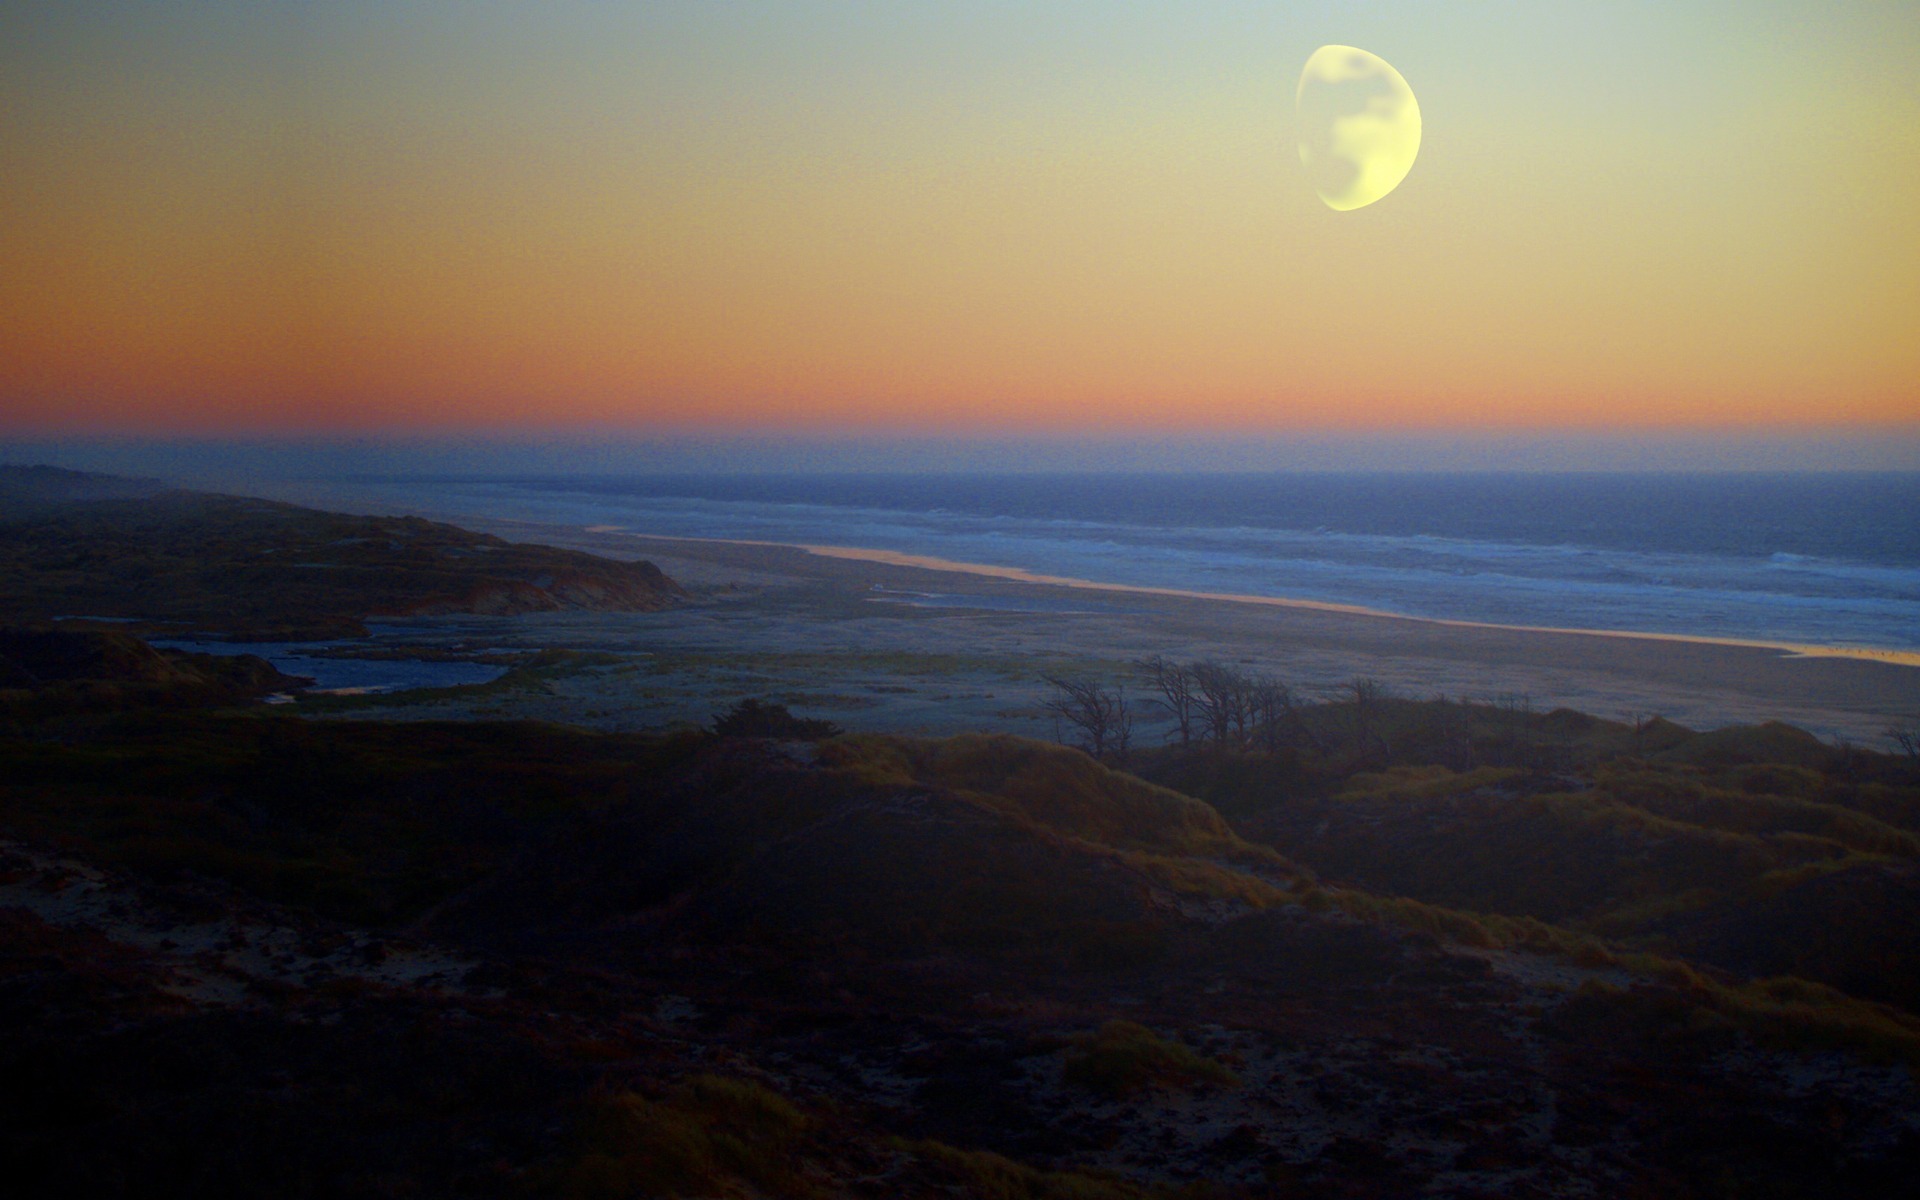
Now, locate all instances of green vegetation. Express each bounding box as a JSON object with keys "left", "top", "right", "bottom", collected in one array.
[
  {"left": 1598, "top": 763, "right": 1920, "bottom": 854},
  {"left": 549, "top": 1075, "right": 818, "bottom": 1199},
  {"left": 1120, "top": 698, "right": 1920, "bottom": 1012},
  {"left": 1117, "top": 850, "right": 1293, "bottom": 909},
  {"left": 0, "top": 712, "right": 706, "bottom": 925},
  {"left": 1062, "top": 1021, "right": 1241, "bottom": 1097},
  {"left": 10, "top": 687, "right": 1915, "bottom": 1028},
  {"left": 821, "top": 733, "right": 1251, "bottom": 858},
  {"left": 901, "top": 1139, "right": 1153, "bottom": 1200},
  {"left": 710, "top": 696, "right": 843, "bottom": 740},
  {"left": 1549, "top": 972, "right": 1920, "bottom": 1072},
  {"left": 9, "top": 470, "right": 1918, "bottom": 1197},
  {"left": 814, "top": 734, "right": 1310, "bottom": 936}
]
